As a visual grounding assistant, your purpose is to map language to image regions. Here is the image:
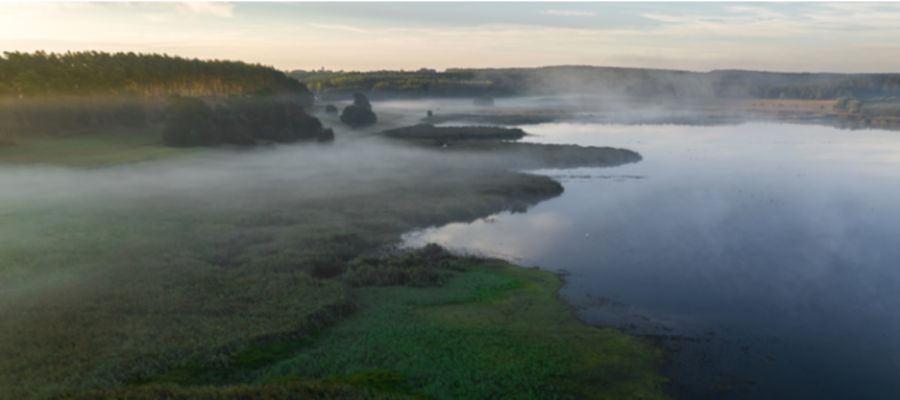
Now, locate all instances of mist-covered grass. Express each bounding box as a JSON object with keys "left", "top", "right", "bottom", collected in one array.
[
  {"left": 0, "top": 129, "right": 196, "bottom": 167},
  {"left": 0, "top": 137, "right": 594, "bottom": 398},
  {"left": 58, "top": 254, "right": 667, "bottom": 400},
  {"left": 0, "top": 100, "right": 664, "bottom": 399}
]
